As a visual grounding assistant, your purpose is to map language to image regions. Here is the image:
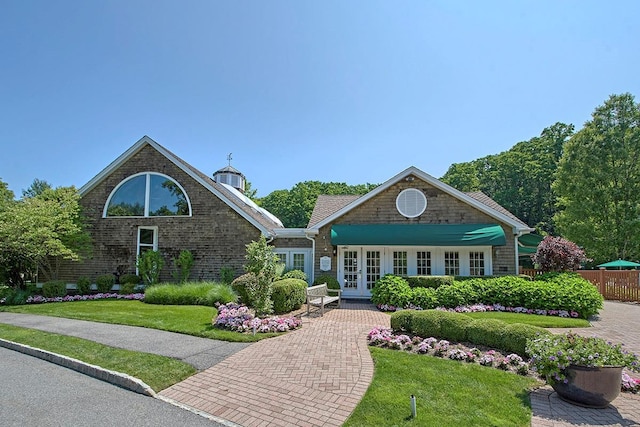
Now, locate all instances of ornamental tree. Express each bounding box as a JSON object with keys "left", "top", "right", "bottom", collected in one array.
[
  {"left": 532, "top": 236, "right": 589, "bottom": 272},
  {"left": 0, "top": 185, "right": 92, "bottom": 286}
]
